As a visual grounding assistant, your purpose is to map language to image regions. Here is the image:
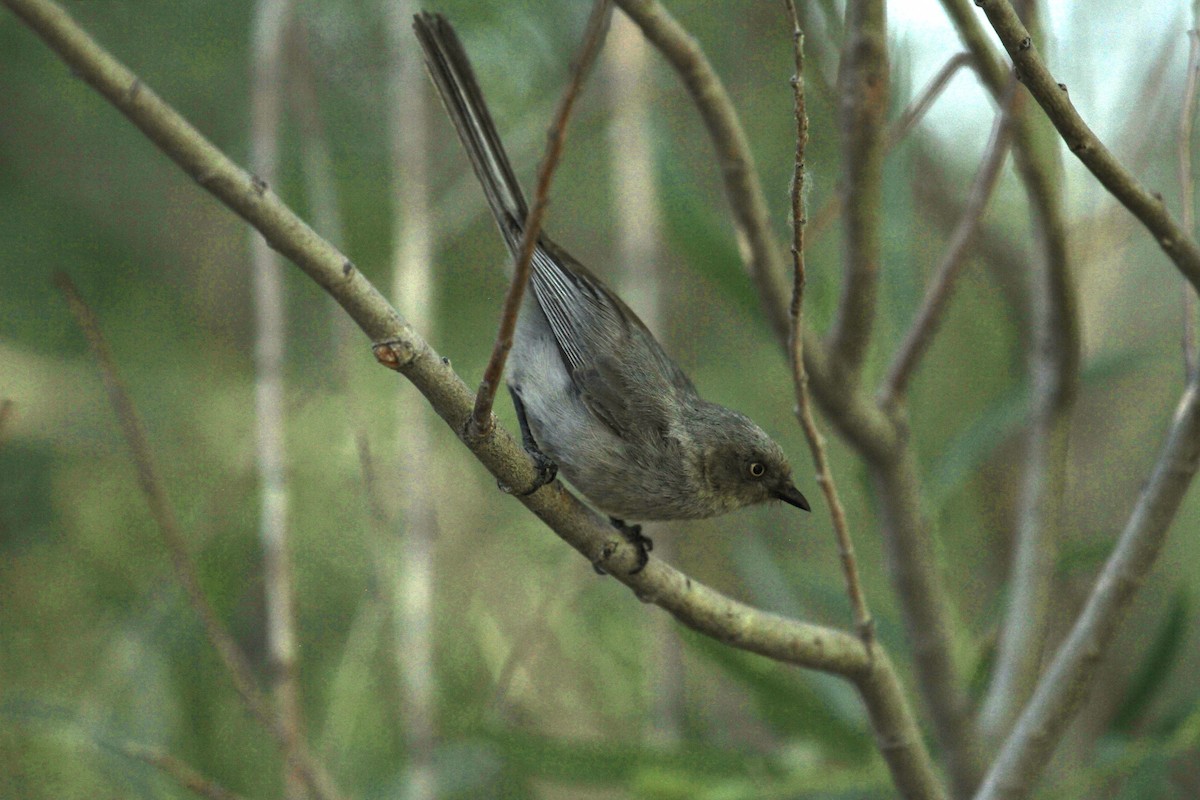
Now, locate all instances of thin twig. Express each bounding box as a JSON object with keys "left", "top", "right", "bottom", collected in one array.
[
  {"left": 886, "top": 52, "right": 974, "bottom": 150},
  {"left": 977, "top": 3, "right": 1081, "bottom": 751},
  {"left": 53, "top": 274, "right": 344, "bottom": 800},
  {"left": 807, "top": 52, "right": 974, "bottom": 246},
  {"left": 468, "top": 0, "right": 612, "bottom": 437},
  {"left": 385, "top": 1, "right": 439, "bottom": 797},
  {"left": 937, "top": 0, "right": 1009, "bottom": 97},
  {"left": 120, "top": 744, "right": 248, "bottom": 800},
  {"left": 1181, "top": 28, "right": 1200, "bottom": 379},
  {"left": 880, "top": 82, "right": 1016, "bottom": 404},
  {"left": 827, "top": 0, "right": 888, "bottom": 378},
  {"left": 248, "top": 3, "right": 305, "bottom": 797},
  {"left": 937, "top": 0, "right": 1081, "bottom": 758},
  {"left": 784, "top": 0, "right": 872, "bottom": 647},
  {"left": 977, "top": 379, "right": 1200, "bottom": 800},
  {"left": 975, "top": 0, "right": 1200, "bottom": 291}
]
